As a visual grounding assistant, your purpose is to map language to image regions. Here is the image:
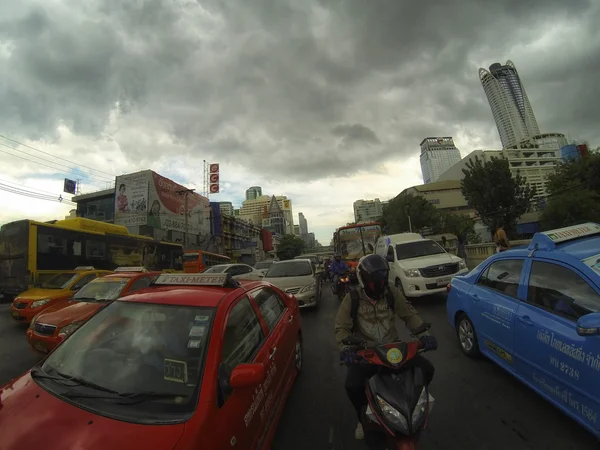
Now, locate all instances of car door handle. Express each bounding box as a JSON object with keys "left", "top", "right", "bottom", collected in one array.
[
  {"left": 269, "top": 347, "right": 277, "bottom": 360},
  {"left": 472, "top": 293, "right": 480, "bottom": 302},
  {"left": 288, "top": 315, "right": 294, "bottom": 324},
  {"left": 517, "top": 316, "right": 533, "bottom": 326}
]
